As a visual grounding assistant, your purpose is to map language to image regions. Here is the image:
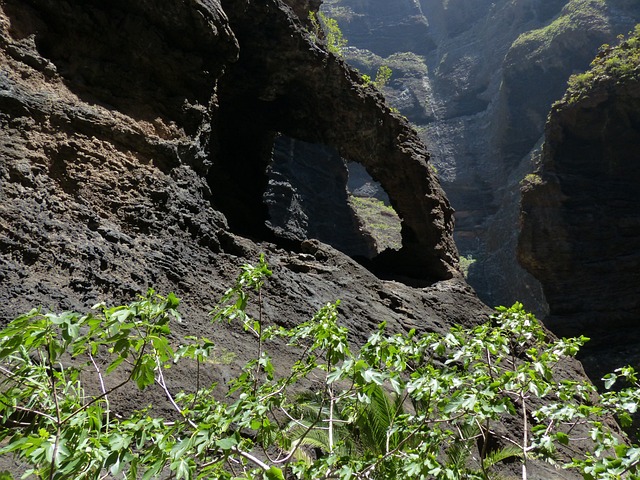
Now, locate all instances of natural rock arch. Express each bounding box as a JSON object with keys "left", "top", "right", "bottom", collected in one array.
[{"left": 209, "top": 0, "right": 459, "bottom": 282}]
